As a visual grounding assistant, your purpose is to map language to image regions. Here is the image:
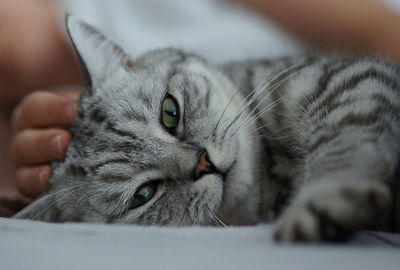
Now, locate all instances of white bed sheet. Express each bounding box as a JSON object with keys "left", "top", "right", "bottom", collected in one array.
[{"left": 1, "top": 218, "right": 399, "bottom": 270}]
